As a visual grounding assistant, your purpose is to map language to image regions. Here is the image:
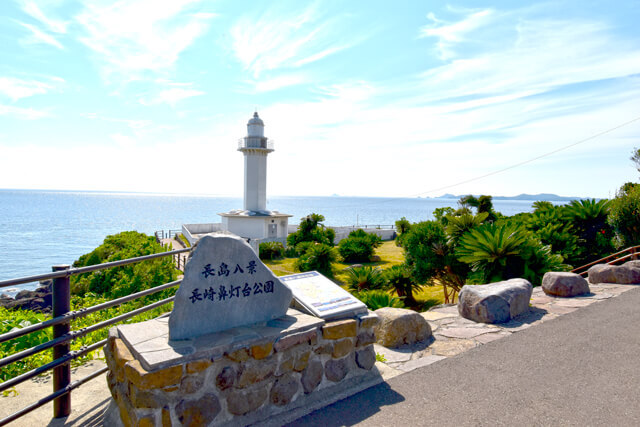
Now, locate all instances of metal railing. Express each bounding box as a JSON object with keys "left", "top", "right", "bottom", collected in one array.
[
  {"left": 154, "top": 229, "right": 181, "bottom": 242},
  {"left": 0, "top": 247, "right": 191, "bottom": 426},
  {"left": 571, "top": 245, "right": 640, "bottom": 277},
  {"left": 237, "top": 137, "right": 274, "bottom": 151}
]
